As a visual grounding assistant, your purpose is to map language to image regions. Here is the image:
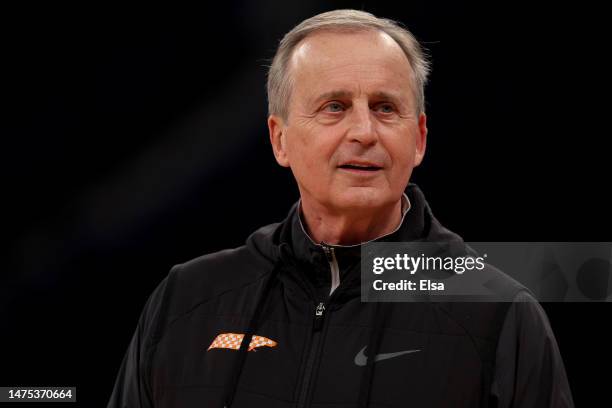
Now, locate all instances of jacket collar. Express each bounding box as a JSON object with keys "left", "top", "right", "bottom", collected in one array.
[
  {"left": 296, "top": 192, "right": 412, "bottom": 249},
  {"left": 281, "top": 184, "right": 430, "bottom": 295}
]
